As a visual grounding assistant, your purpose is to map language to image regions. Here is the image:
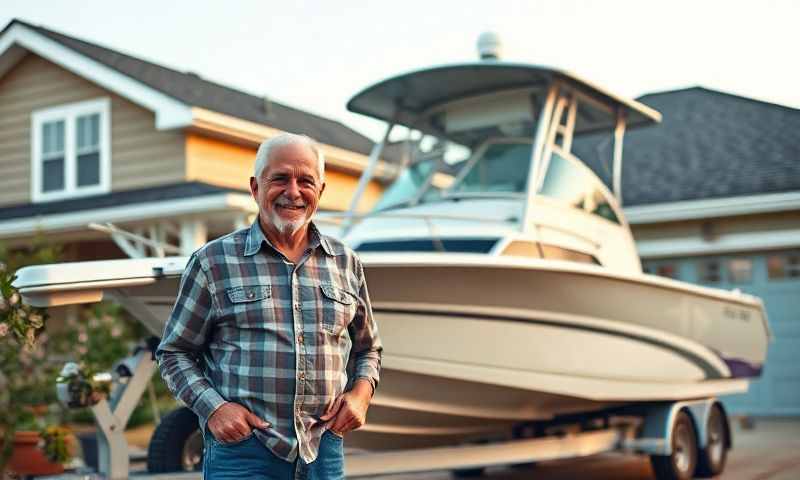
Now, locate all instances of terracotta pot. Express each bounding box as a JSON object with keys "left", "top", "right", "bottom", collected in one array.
[{"left": 6, "top": 430, "right": 65, "bottom": 476}]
